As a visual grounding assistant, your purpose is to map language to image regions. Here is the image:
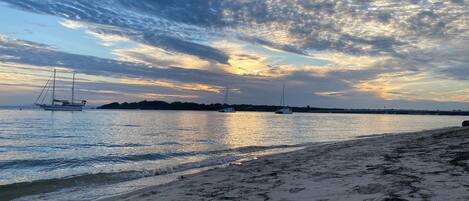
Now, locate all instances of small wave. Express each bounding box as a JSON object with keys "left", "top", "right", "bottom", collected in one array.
[
  {"left": 0, "top": 135, "right": 14, "bottom": 140},
  {"left": 175, "top": 128, "right": 196, "bottom": 131},
  {"left": 121, "top": 124, "right": 140, "bottom": 127},
  {"left": 226, "top": 144, "right": 309, "bottom": 153},
  {"left": 106, "top": 143, "right": 147, "bottom": 148},
  {"left": 0, "top": 153, "right": 173, "bottom": 170},
  {"left": 0, "top": 122, "right": 15, "bottom": 125},
  {"left": 77, "top": 143, "right": 147, "bottom": 148},
  {"left": 3, "top": 134, "right": 79, "bottom": 140},
  {"left": 0, "top": 155, "right": 243, "bottom": 200},
  {"left": 198, "top": 143, "right": 311, "bottom": 156},
  {"left": 156, "top": 141, "right": 181, "bottom": 145},
  {"left": 0, "top": 145, "right": 70, "bottom": 152},
  {"left": 0, "top": 143, "right": 146, "bottom": 153},
  {"left": 0, "top": 171, "right": 144, "bottom": 200},
  {"left": 0, "top": 143, "right": 309, "bottom": 200},
  {"left": 0, "top": 144, "right": 309, "bottom": 171},
  {"left": 194, "top": 139, "right": 216, "bottom": 143}
]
